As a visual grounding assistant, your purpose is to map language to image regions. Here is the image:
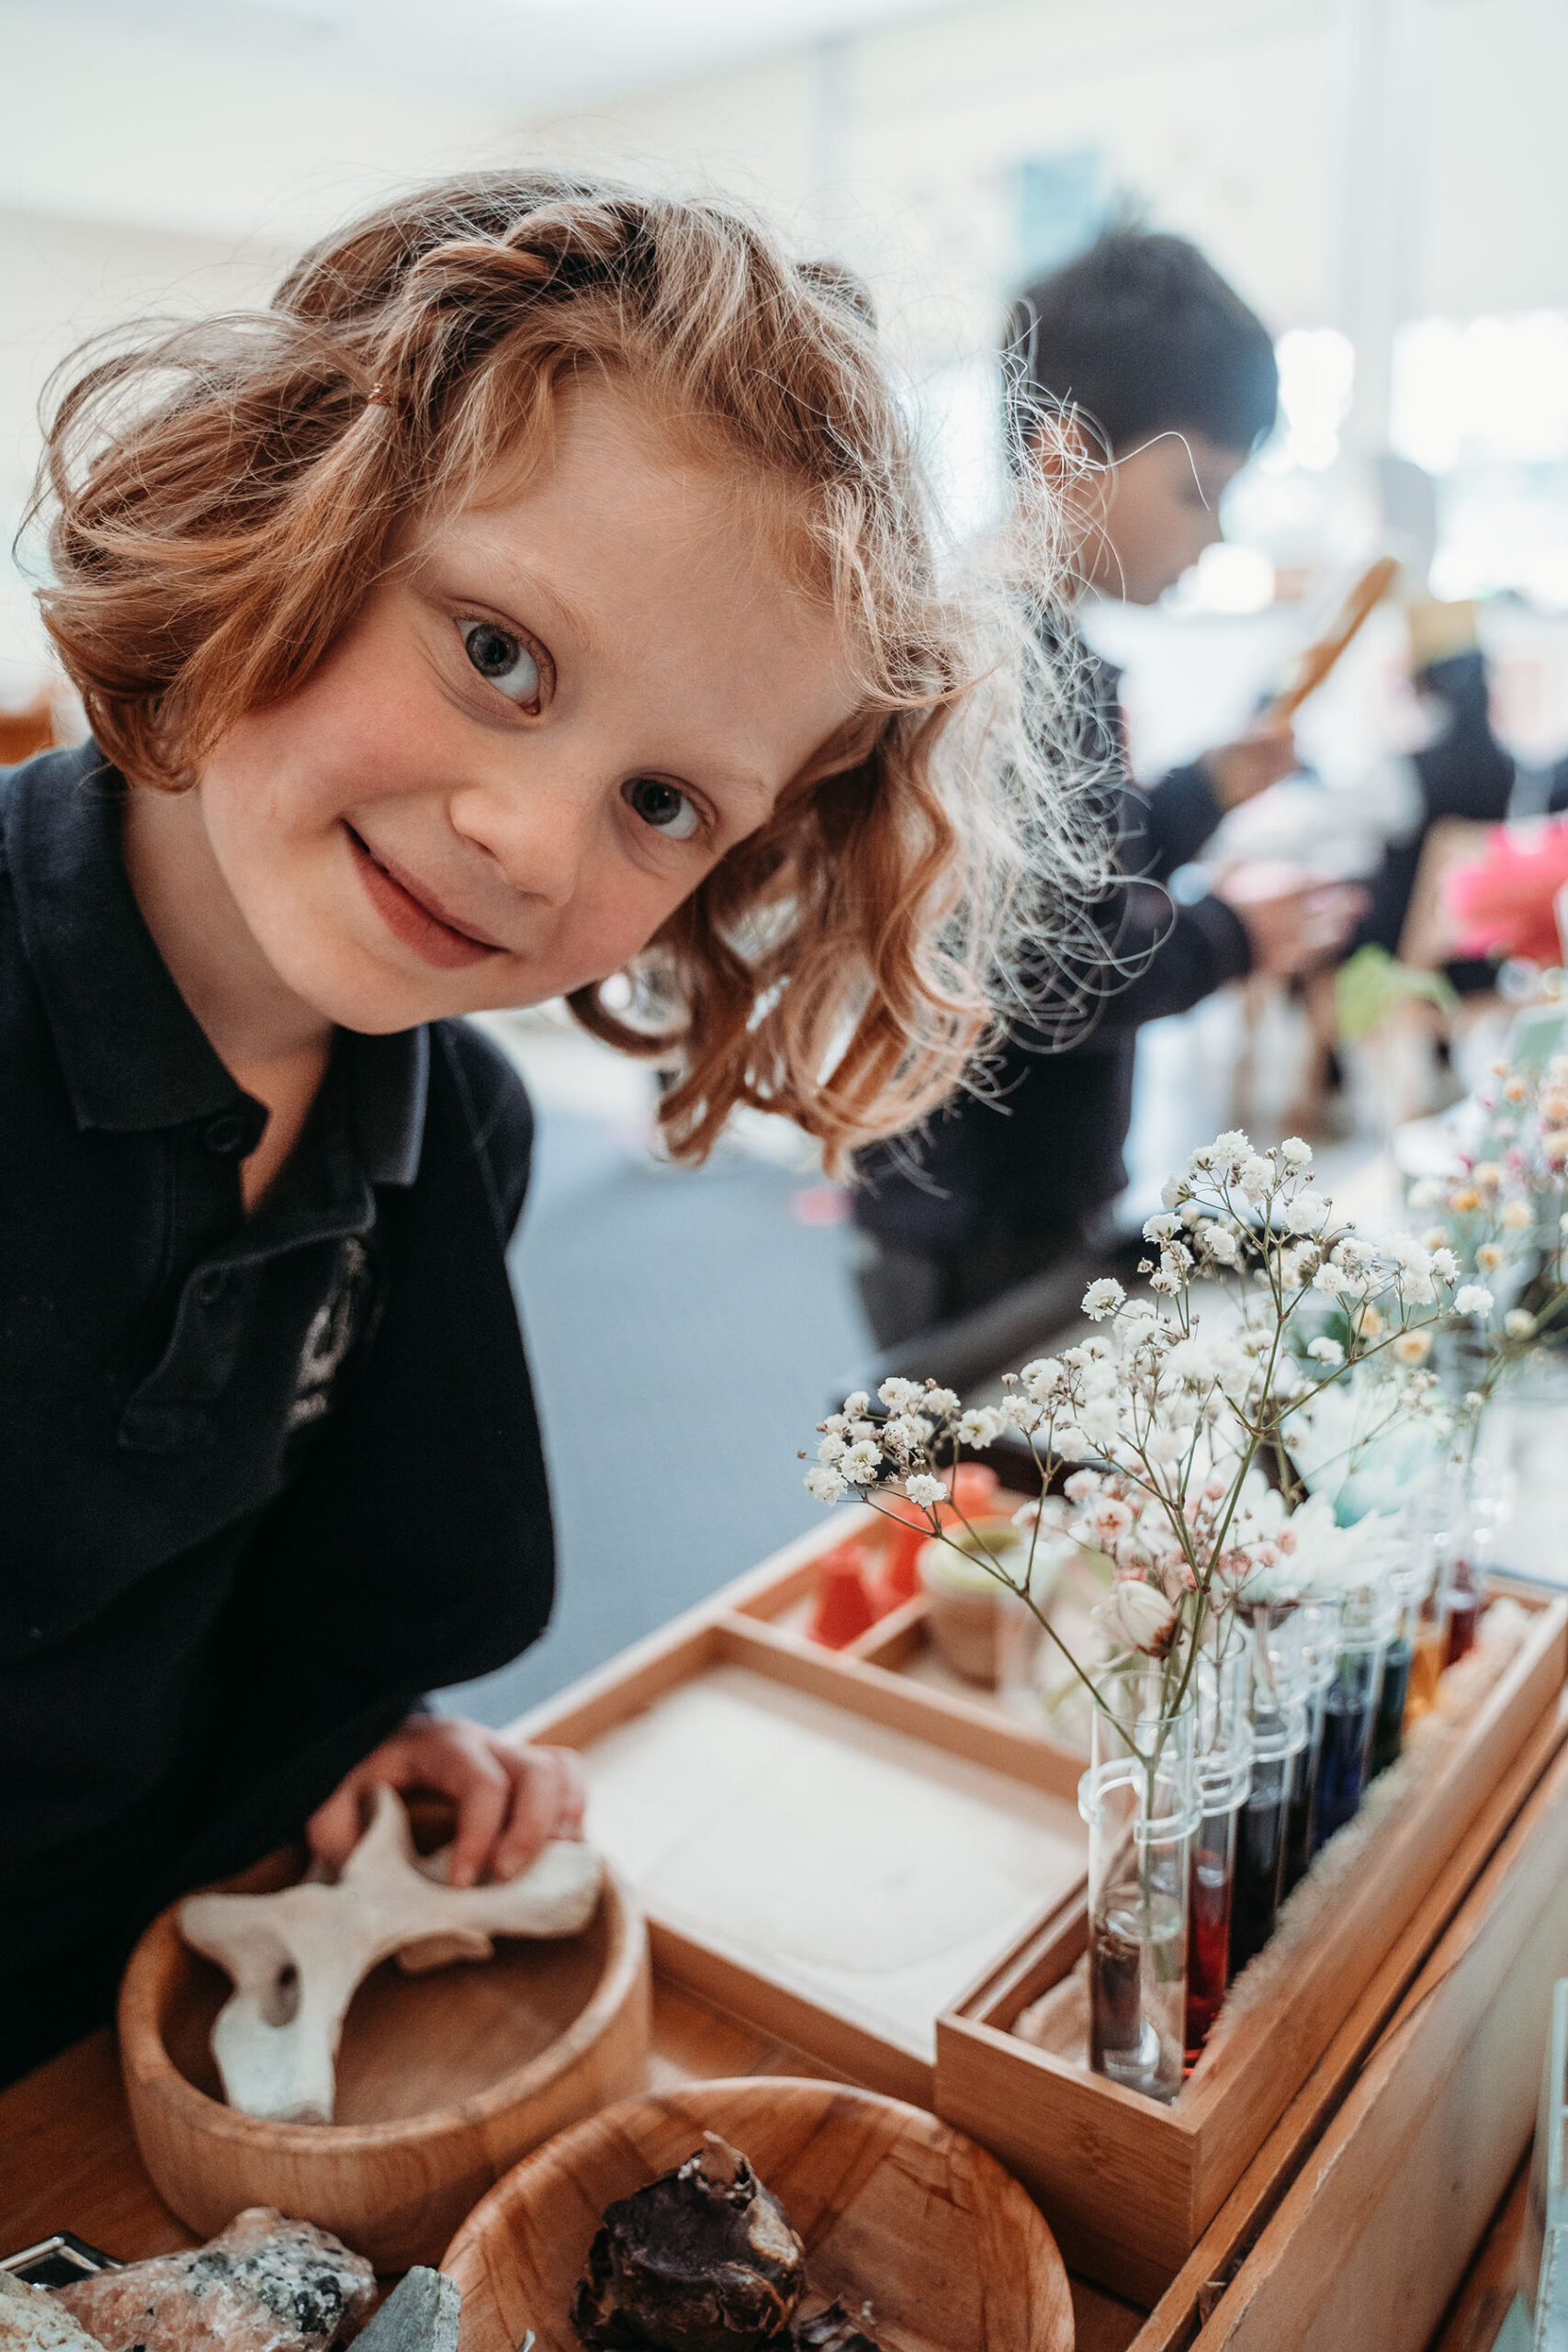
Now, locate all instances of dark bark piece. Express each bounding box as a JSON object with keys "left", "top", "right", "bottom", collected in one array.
[
  {"left": 792, "top": 2305, "right": 883, "bottom": 2352},
  {"left": 55, "top": 2209, "right": 375, "bottom": 2352},
  {"left": 571, "top": 2134, "right": 806, "bottom": 2351}
]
